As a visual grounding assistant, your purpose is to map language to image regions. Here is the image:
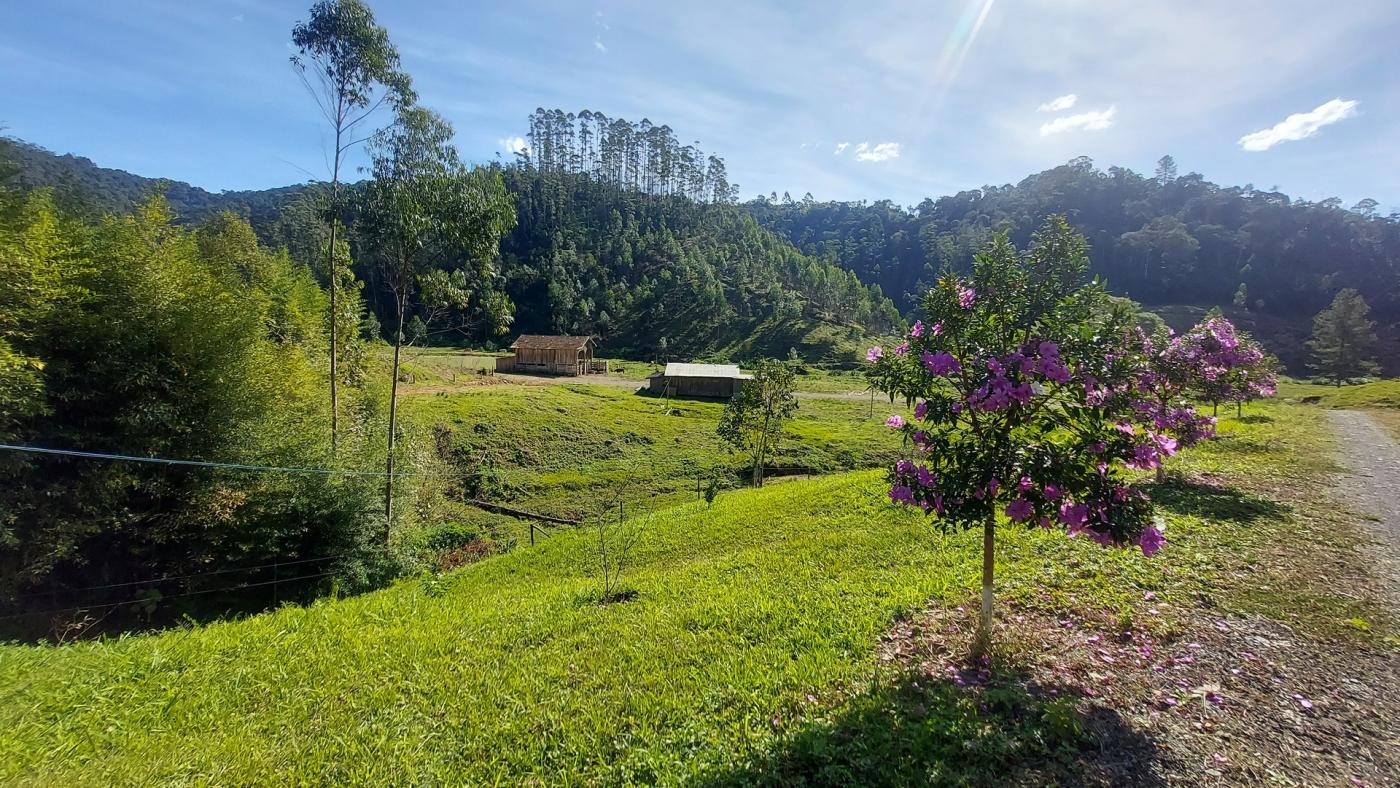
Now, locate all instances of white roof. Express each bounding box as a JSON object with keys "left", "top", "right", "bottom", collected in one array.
[{"left": 663, "top": 363, "right": 752, "bottom": 379}]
